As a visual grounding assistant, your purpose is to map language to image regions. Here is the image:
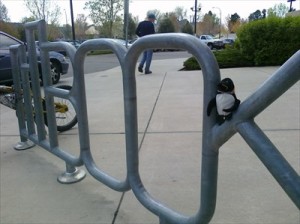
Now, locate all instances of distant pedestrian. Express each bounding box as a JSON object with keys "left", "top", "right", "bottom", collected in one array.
[{"left": 135, "top": 12, "right": 156, "bottom": 74}]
